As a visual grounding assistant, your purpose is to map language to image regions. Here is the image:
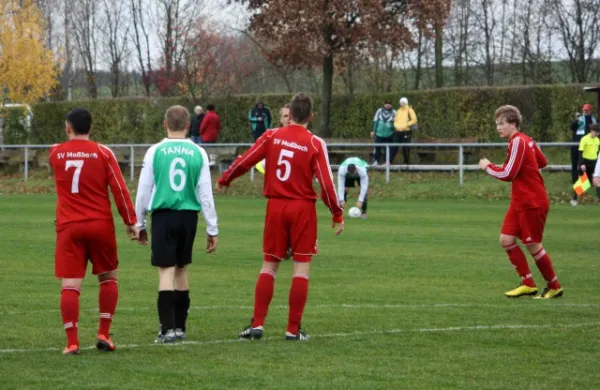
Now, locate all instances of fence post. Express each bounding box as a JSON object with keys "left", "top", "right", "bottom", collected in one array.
[
  {"left": 459, "top": 145, "right": 464, "bottom": 186},
  {"left": 250, "top": 166, "right": 255, "bottom": 182},
  {"left": 129, "top": 145, "right": 135, "bottom": 182},
  {"left": 385, "top": 145, "right": 390, "bottom": 183},
  {"left": 24, "top": 147, "right": 29, "bottom": 182}
]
